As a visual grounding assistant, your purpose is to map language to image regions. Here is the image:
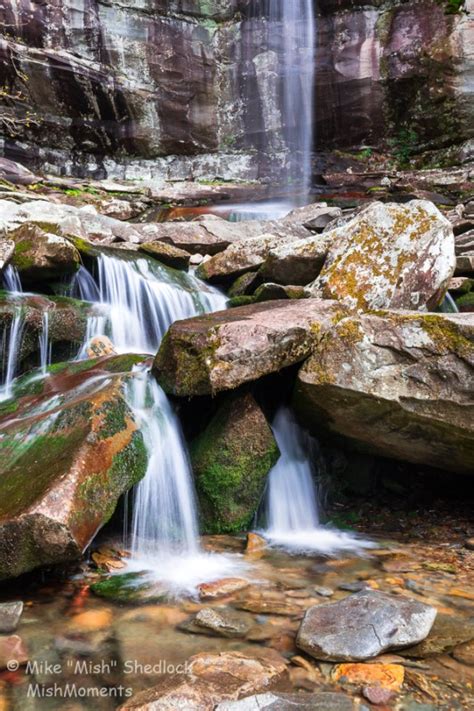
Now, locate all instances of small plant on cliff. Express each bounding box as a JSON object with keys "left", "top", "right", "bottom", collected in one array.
[
  {"left": 389, "top": 128, "right": 419, "bottom": 167},
  {"left": 436, "top": 0, "right": 465, "bottom": 14}
]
